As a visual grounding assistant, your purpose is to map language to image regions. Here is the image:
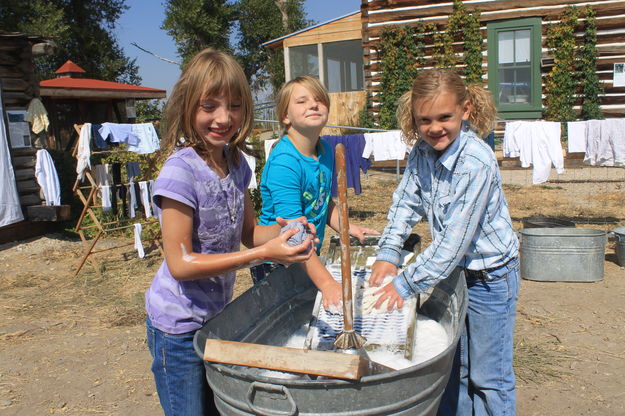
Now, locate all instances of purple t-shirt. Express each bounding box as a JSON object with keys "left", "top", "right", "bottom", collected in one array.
[{"left": 145, "top": 146, "right": 252, "bottom": 334}]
